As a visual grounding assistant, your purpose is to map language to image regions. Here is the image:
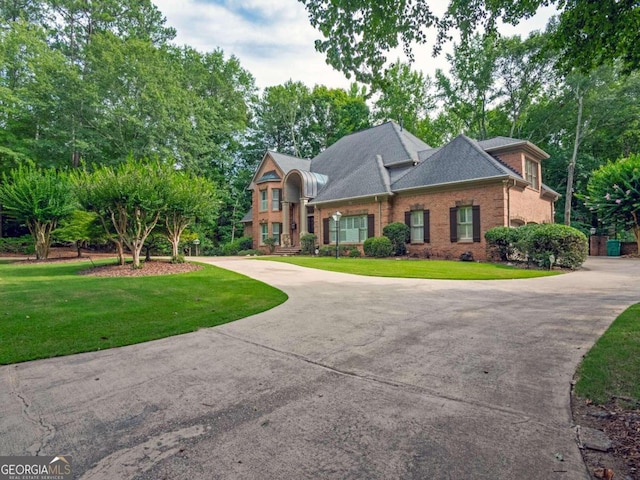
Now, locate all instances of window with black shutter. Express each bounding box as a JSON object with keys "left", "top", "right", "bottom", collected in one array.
[
  {"left": 450, "top": 207, "right": 458, "bottom": 242},
  {"left": 323, "top": 218, "right": 330, "bottom": 244}
]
